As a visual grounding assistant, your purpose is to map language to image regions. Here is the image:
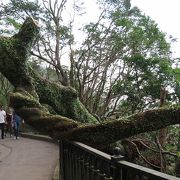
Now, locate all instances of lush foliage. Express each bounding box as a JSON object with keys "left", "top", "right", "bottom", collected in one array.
[
  {"left": 0, "top": 0, "right": 179, "bottom": 176},
  {"left": 1, "top": 0, "right": 179, "bottom": 118}
]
